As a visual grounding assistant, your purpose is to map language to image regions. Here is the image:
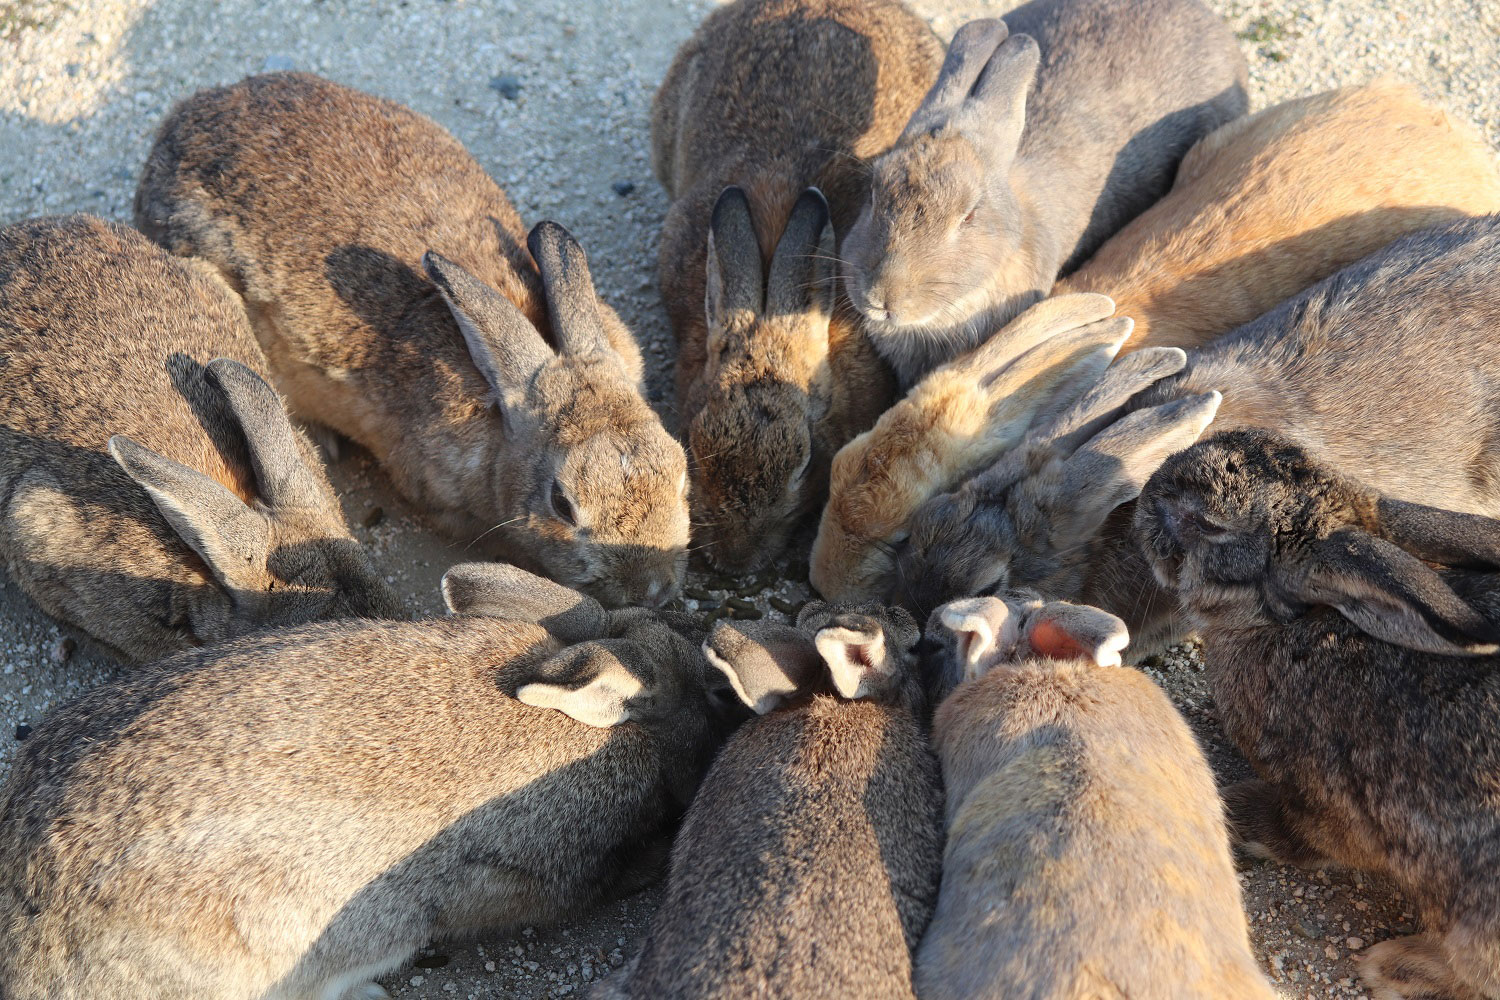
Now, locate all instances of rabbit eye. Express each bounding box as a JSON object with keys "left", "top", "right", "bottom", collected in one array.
[{"left": 550, "top": 480, "right": 577, "bottom": 527}]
